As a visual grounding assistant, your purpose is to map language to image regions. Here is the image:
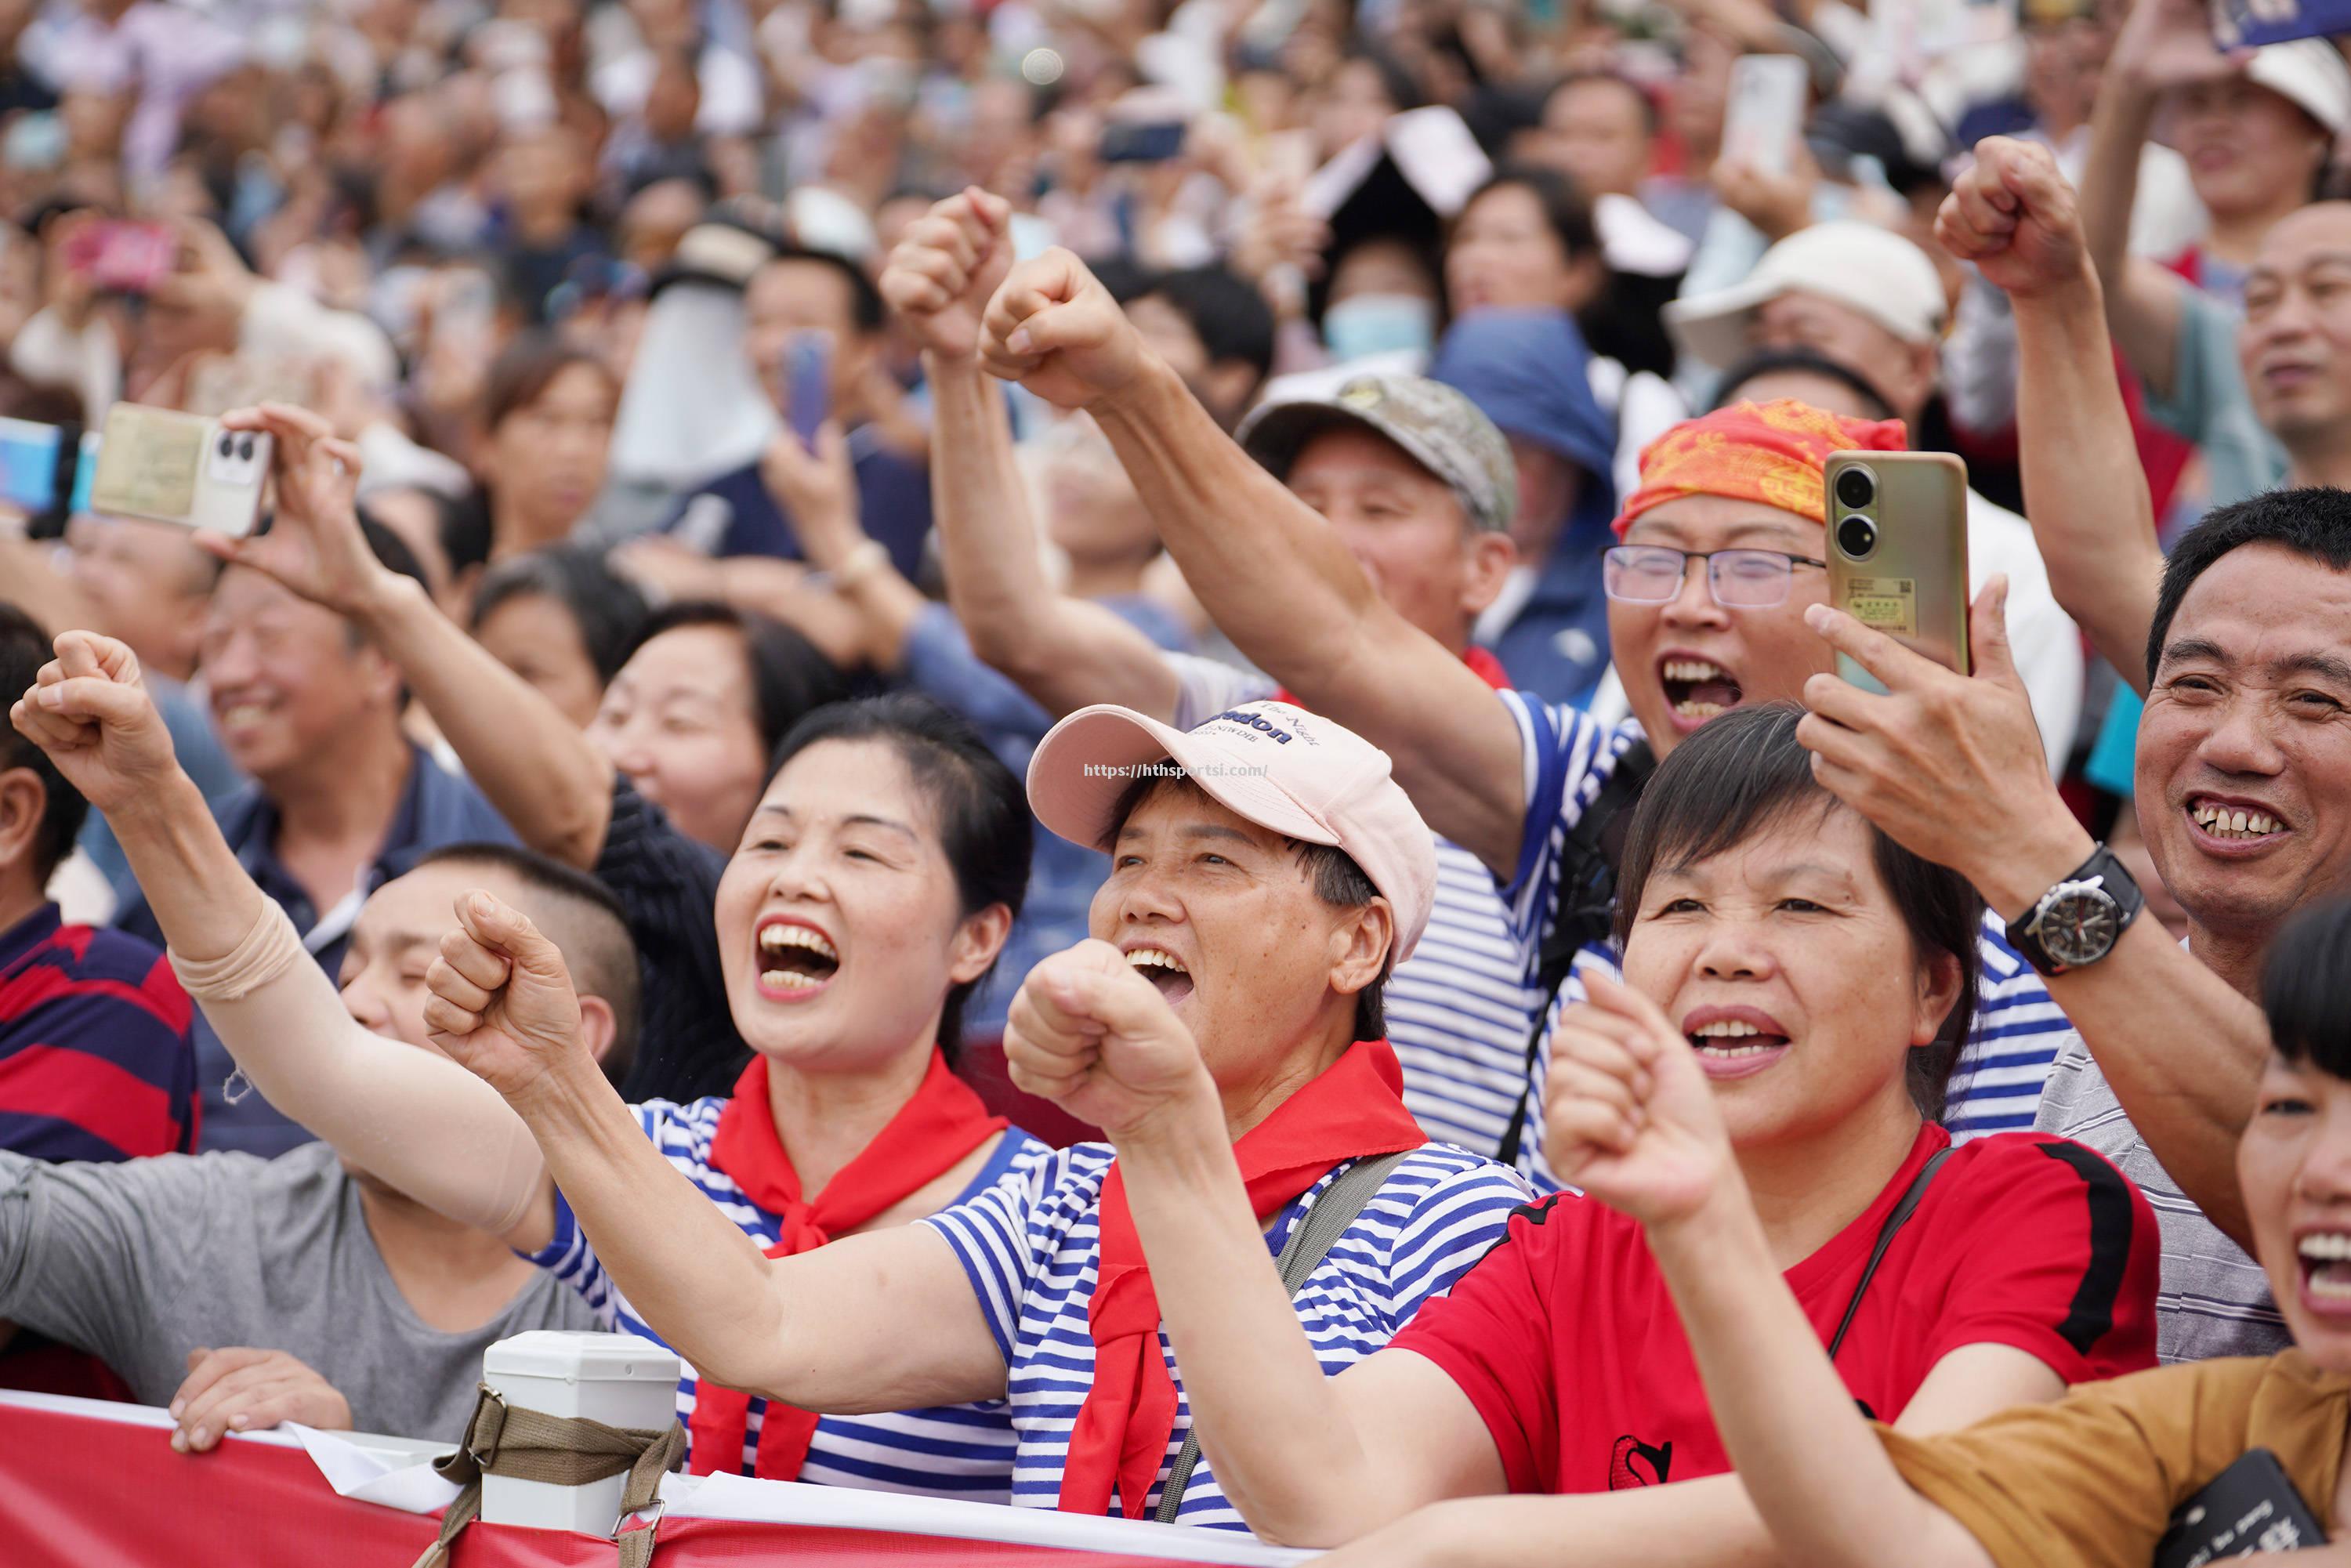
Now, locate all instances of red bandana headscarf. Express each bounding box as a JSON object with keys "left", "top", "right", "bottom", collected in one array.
[
  {"left": 688, "top": 1050, "right": 1006, "bottom": 1479},
  {"left": 1611, "top": 399, "right": 1909, "bottom": 538},
  {"left": 1058, "top": 1040, "right": 1425, "bottom": 1519}
]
